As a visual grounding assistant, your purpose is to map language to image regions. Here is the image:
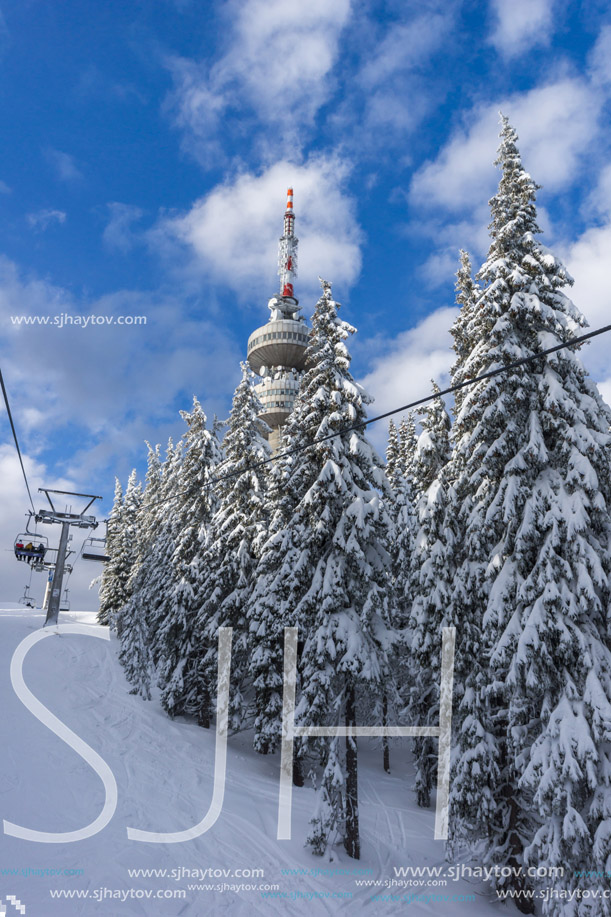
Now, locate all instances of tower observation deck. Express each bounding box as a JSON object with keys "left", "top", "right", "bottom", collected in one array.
[{"left": 247, "top": 188, "right": 309, "bottom": 451}]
